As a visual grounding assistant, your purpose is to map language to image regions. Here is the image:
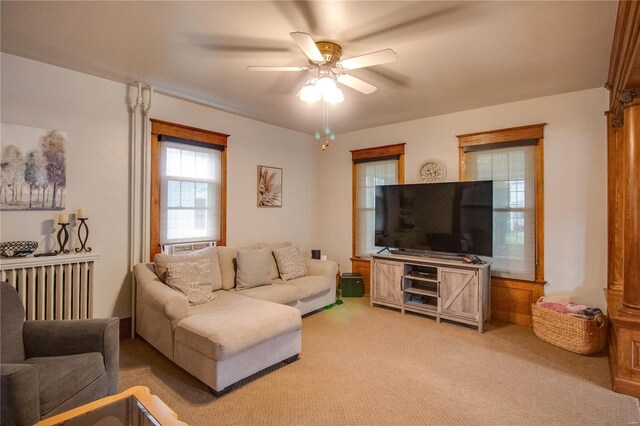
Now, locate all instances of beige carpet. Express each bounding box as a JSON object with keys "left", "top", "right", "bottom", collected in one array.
[{"left": 120, "top": 298, "right": 638, "bottom": 425}]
